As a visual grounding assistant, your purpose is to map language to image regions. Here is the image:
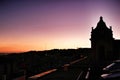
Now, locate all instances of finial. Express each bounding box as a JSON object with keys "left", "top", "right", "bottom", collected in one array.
[
  {"left": 100, "top": 16, "right": 103, "bottom": 20},
  {"left": 110, "top": 26, "right": 112, "bottom": 30}
]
